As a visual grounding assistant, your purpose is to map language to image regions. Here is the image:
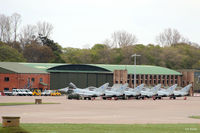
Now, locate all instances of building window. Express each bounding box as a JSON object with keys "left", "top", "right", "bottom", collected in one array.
[
  {"left": 4, "top": 77, "right": 9, "bottom": 82},
  {"left": 4, "top": 88, "right": 9, "bottom": 92},
  {"left": 31, "top": 78, "right": 35, "bottom": 82}
]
